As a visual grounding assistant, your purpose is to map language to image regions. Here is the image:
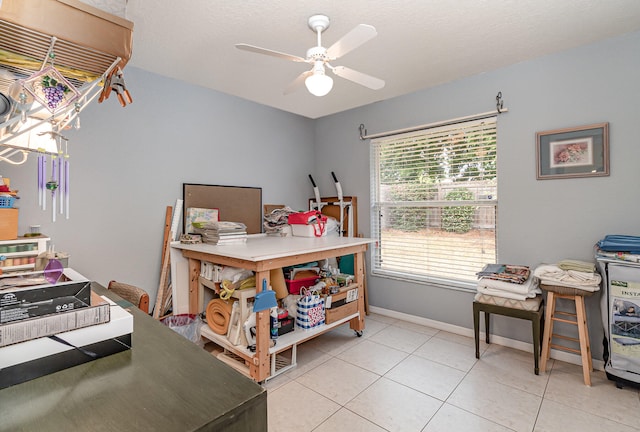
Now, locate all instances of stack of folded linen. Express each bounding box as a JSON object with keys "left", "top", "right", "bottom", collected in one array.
[
  {"left": 475, "top": 264, "right": 541, "bottom": 301},
  {"left": 533, "top": 260, "right": 601, "bottom": 292}
]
